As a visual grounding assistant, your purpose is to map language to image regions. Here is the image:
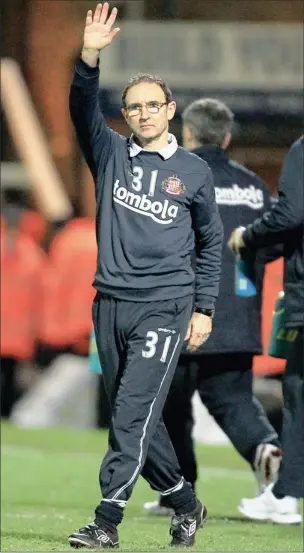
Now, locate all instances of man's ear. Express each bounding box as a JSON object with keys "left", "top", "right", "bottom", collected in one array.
[
  {"left": 121, "top": 108, "right": 127, "bottom": 121},
  {"left": 182, "top": 125, "right": 193, "bottom": 148},
  {"left": 167, "top": 101, "right": 176, "bottom": 121},
  {"left": 222, "top": 133, "right": 231, "bottom": 150}
]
